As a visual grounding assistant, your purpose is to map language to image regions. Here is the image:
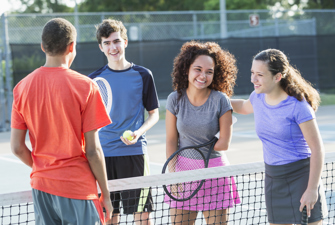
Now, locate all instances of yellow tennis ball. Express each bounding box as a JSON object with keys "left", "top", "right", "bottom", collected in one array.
[{"left": 123, "top": 130, "right": 134, "bottom": 141}]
